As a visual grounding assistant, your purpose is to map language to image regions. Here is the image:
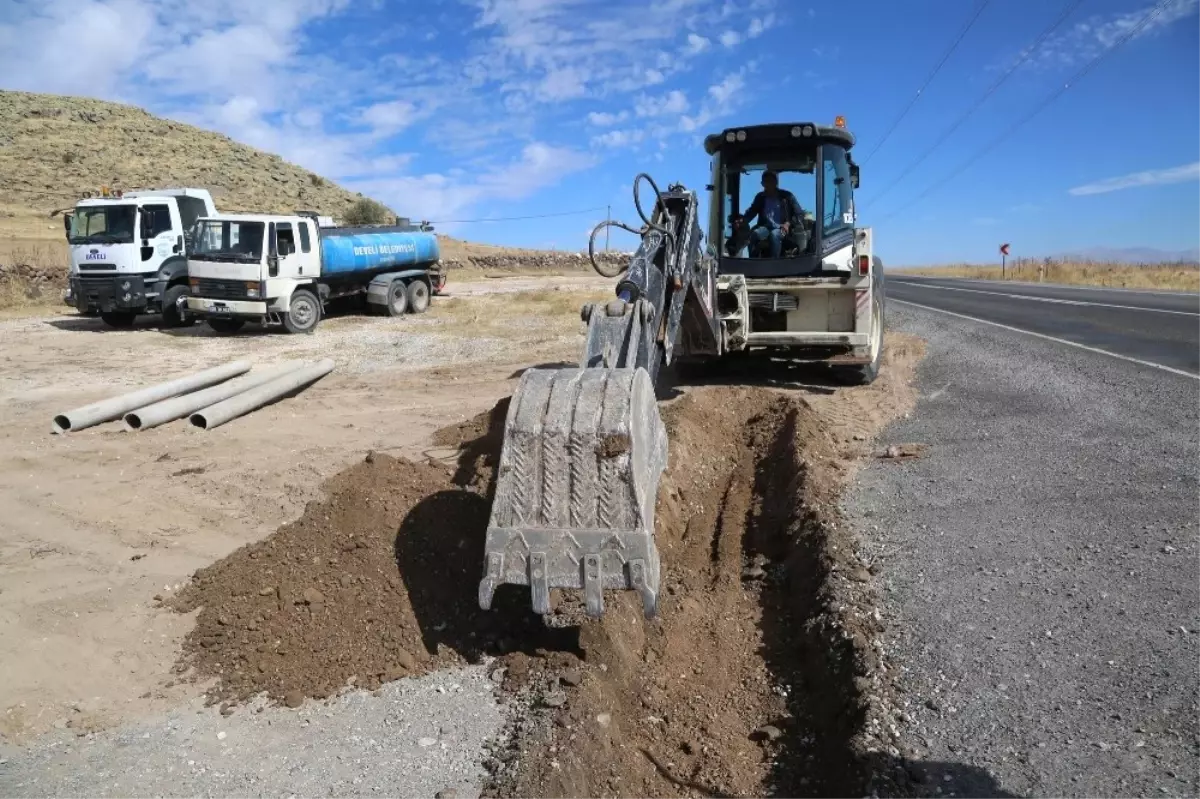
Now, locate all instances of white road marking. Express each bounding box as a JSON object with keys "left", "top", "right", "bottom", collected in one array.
[
  {"left": 894, "top": 281, "right": 1199, "bottom": 316},
  {"left": 891, "top": 274, "right": 1199, "bottom": 298},
  {"left": 892, "top": 299, "right": 1200, "bottom": 380}
]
